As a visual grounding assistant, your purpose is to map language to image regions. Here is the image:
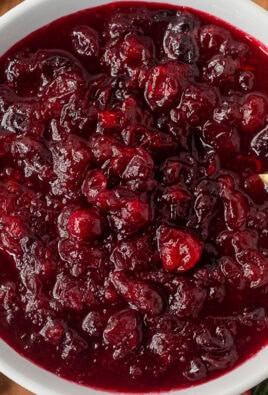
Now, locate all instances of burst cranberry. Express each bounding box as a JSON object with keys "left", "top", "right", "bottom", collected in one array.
[
  {"left": 112, "top": 271, "right": 164, "bottom": 316},
  {"left": 157, "top": 225, "right": 203, "bottom": 272},
  {"left": 111, "top": 235, "right": 158, "bottom": 271},
  {"left": 174, "top": 83, "right": 218, "bottom": 126},
  {"left": 109, "top": 199, "right": 150, "bottom": 237},
  {"left": 163, "top": 12, "right": 199, "bottom": 63},
  {"left": 218, "top": 176, "right": 249, "bottom": 230},
  {"left": 103, "top": 309, "right": 142, "bottom": 353},
  {"left": 201, "top": 120, "right": 240, "bottom": 156},
  {"left": 203, "top": 54, "right": 240, "bottom": 86},
  {"left": 144, "top": 61, "right": 193, "bottom": 110},
  {"left": 71, "top": 26, "right": 99, "bottom": 57},
  {"left": 82, "top": 311, "right": 104, "bottom": 337},
  {"left": 240, "top": 94, "right": 267, "bottom": 133},
  {"left": 170, "top": 279, "right": 207, "bottom": 318},
  {"left": 199, "top": 25, "right": 231, "bottom": 57}
]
